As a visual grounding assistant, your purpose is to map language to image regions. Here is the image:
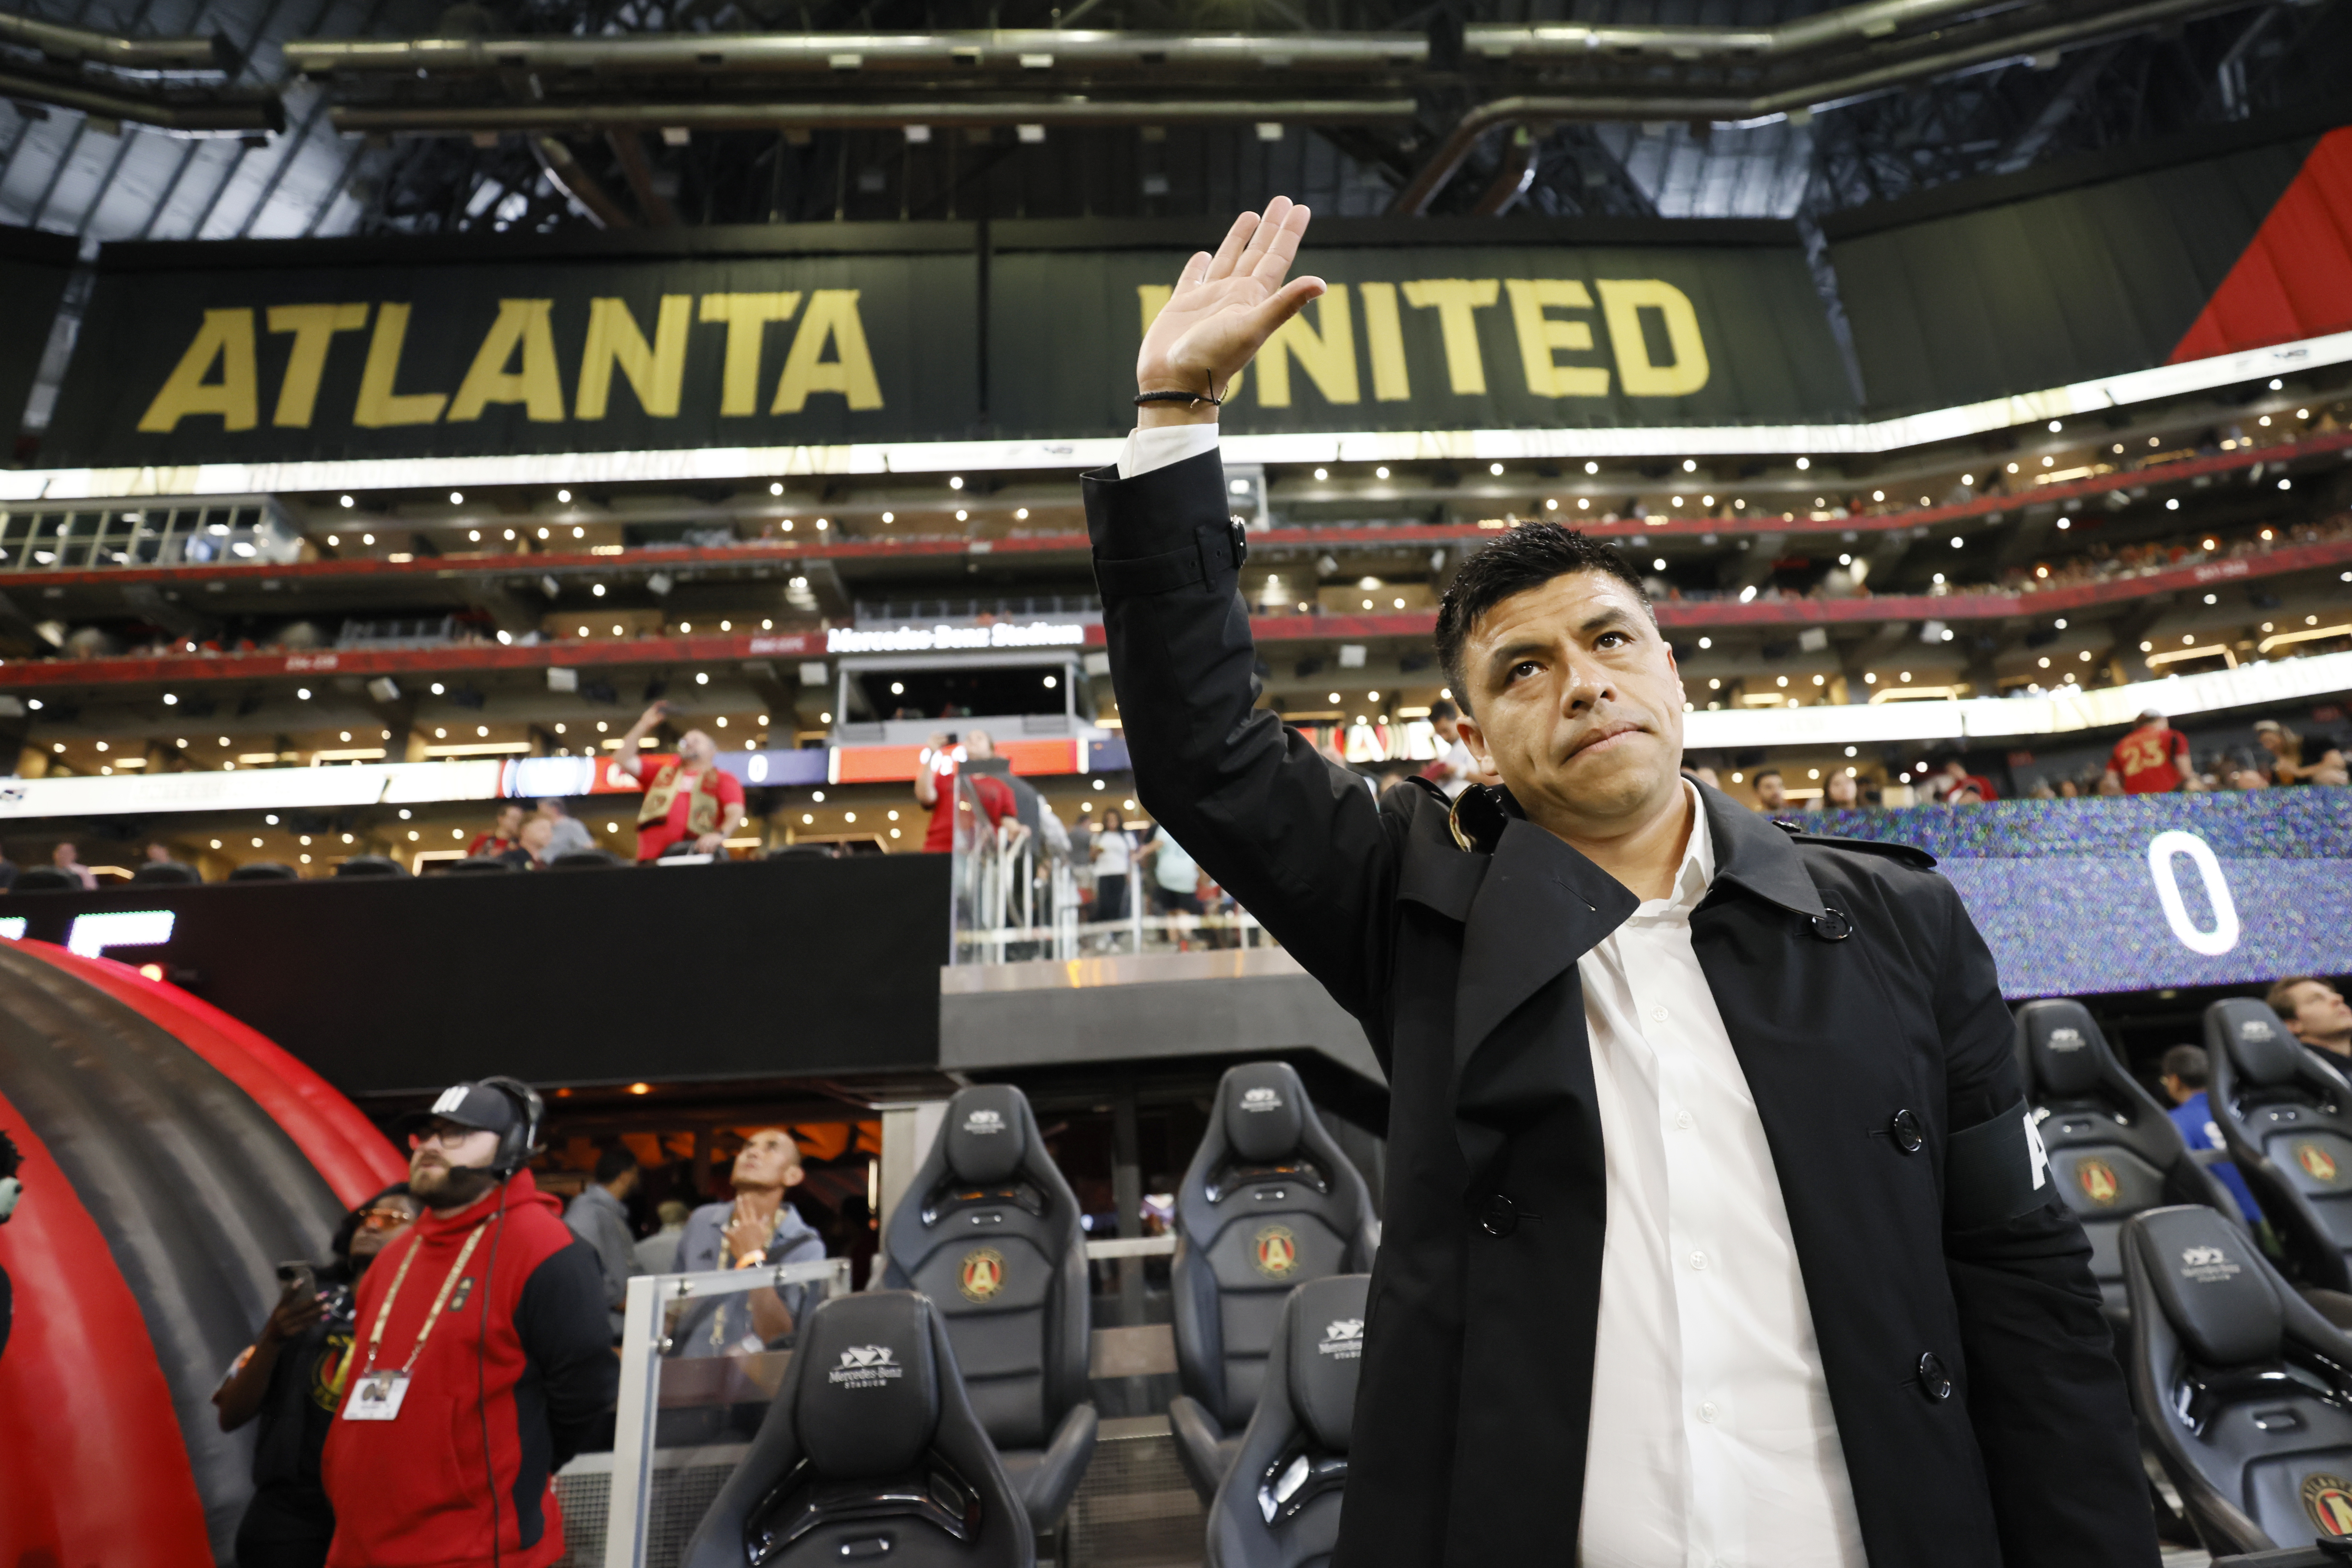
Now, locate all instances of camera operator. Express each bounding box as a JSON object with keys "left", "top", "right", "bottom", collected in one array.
[
  {"left": 214, "top": 1185, "right": 419, "bottom": 1568},
  {"left": 321, "top": 1081, "right": 616, "bottom": 1568}
]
